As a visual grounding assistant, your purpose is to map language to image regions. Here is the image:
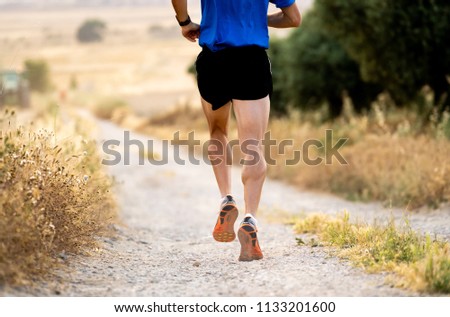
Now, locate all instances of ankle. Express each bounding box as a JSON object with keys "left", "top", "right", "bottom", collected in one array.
[
  {"left": 221, "top": 194, "right": 233, "bottom": 200},
  {"left": 243, "top": 213, "right": 258, "bottom": 226},
  {"left": 220, "top": 194, "right": 235, "bottom": 206}
]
